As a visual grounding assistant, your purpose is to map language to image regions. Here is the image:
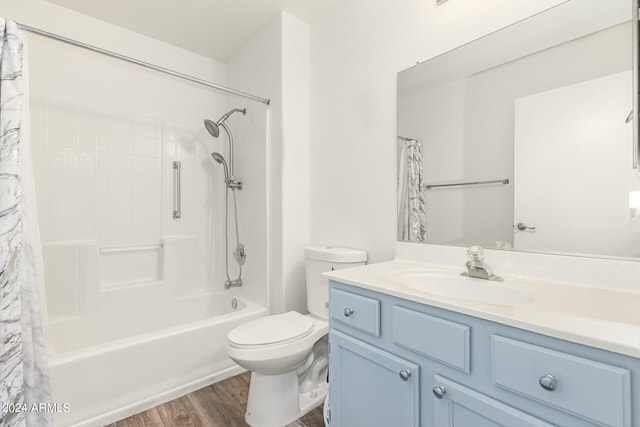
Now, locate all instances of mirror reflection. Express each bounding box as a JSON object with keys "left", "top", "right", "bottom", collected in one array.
[{"left": 397, "top": 0, "right": 640, "bottom": 259}]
